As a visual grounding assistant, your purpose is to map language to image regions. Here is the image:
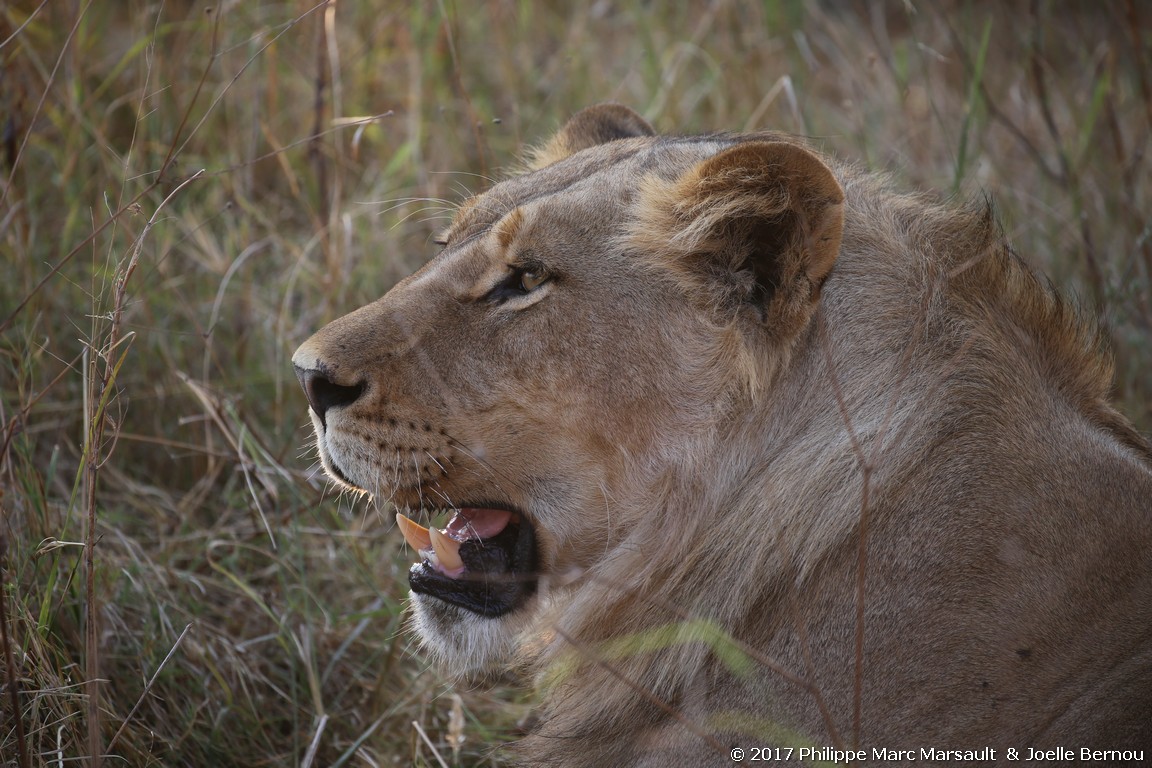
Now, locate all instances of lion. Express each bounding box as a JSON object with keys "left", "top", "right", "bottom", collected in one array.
[{"left": 292, "top": 104, "right": 1152, "bottom": 765}]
